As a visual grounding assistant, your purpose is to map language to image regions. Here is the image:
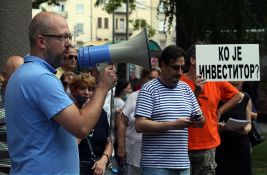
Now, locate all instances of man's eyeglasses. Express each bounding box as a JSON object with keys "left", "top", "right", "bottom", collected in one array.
[
  {"left": 41, "top": 34, "right": 72, "bottom": 41},
  {"left": 168, "top": 64, "right": 185, "bottom": 71},
  {"left": 67, "top": 55, "right": 78, "bottom": 60}
]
